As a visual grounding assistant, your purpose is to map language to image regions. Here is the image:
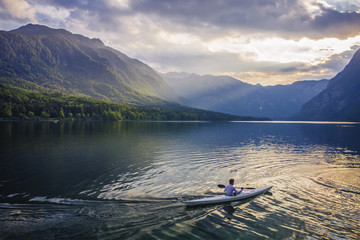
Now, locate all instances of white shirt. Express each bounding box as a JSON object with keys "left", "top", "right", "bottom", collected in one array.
[{"left": 224, "top": 184, "right": 243, "bottom": 196}]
